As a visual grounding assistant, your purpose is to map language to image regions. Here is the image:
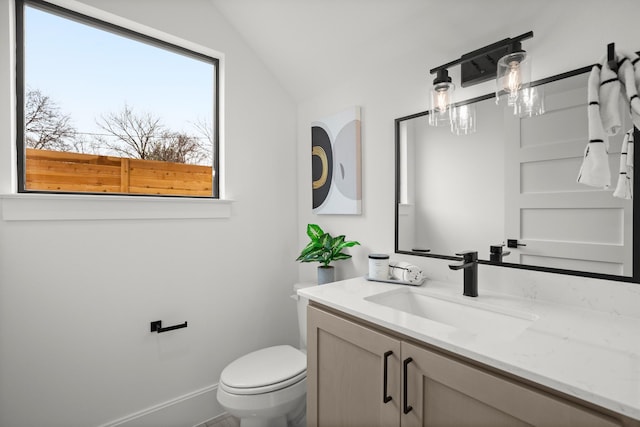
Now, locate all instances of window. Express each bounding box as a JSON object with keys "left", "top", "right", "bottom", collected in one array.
[{"left": 15, "top": 0, "right": 219, "bottom": 198}]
